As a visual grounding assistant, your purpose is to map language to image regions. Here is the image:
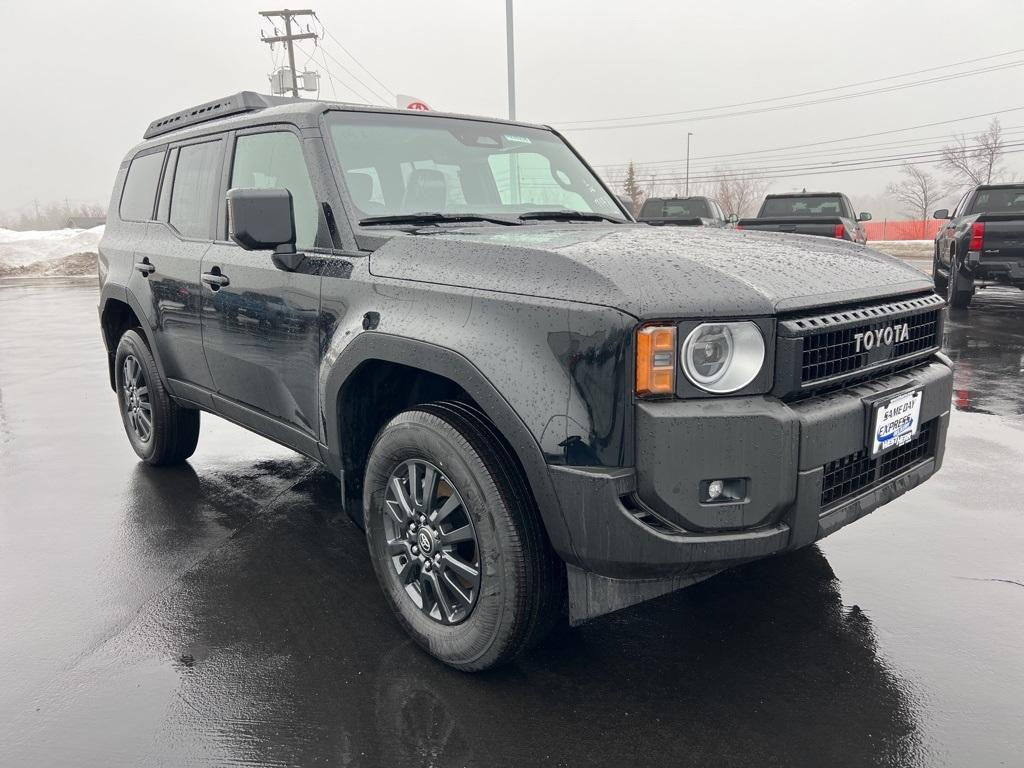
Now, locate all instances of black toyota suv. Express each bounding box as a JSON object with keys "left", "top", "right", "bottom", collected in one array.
[{"left": 99, "top": 92, "right": 953, "bottom": 671}]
